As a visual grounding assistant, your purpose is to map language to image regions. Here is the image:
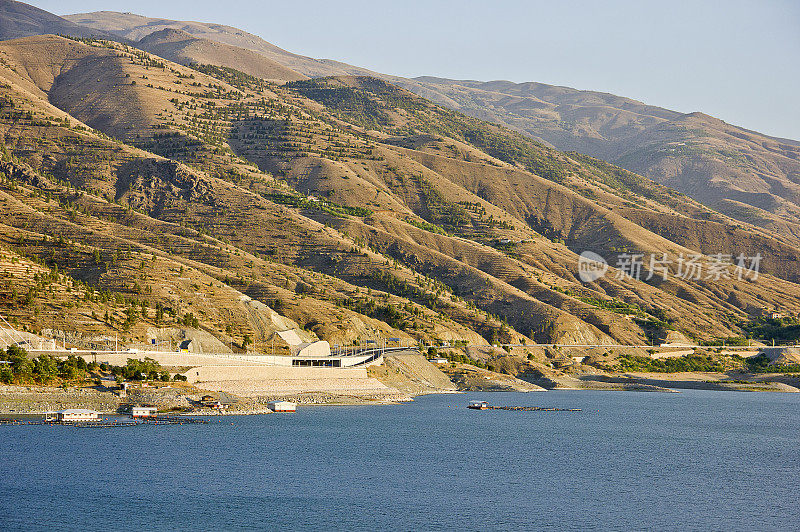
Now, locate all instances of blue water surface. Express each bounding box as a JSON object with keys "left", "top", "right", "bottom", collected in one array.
[{"left": 1, "top": 390, "right": 798, "bottom": 531}]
